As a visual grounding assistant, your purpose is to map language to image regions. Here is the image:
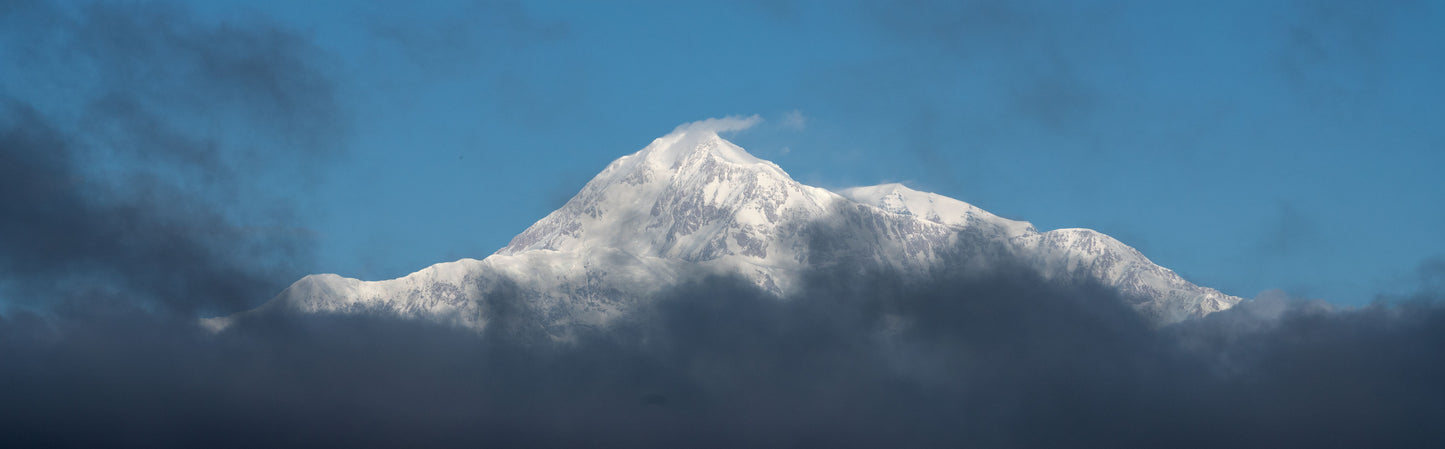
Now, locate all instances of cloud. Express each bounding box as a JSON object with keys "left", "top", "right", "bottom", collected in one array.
[
  {"left": 1274, "top": 0, "right": 1422, "bottom": 102},
  {"left": 856, "top": 0, "right": 1107, "bottom": 132},
  {"left": 672, "top": 114, "right": 764, "bottom": 136},
  {"left": 3, "top": 220, "right": 1445, "bottom": 447},
  {"left": 367, "top": 0, "right": 571, "bottom": 73},
  {"left": 364, "top": 0, "right": 579, "bottom": 128},
  {"left": 0, "top": 0, "right": 344, "bottom": 316},
  {"left": 781, "top": 109, "right": 807, "bottom": 130},
  {"left": 1256, "top": 200, "right": 1325, "bottom": 257}
]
